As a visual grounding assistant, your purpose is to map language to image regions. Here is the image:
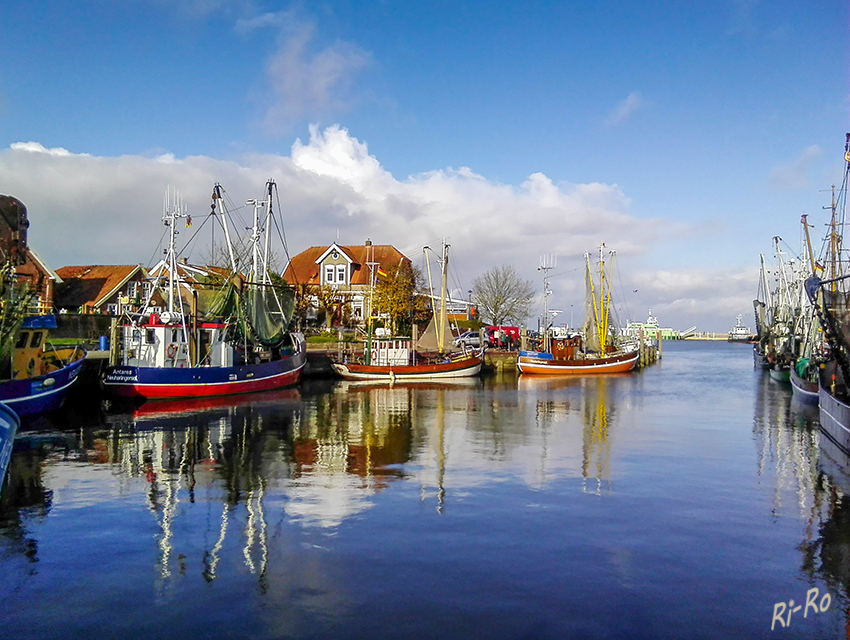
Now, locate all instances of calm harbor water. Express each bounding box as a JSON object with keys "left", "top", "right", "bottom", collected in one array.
[{"left": 1, "top": 341, "right": 848, "bottom": 639}]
